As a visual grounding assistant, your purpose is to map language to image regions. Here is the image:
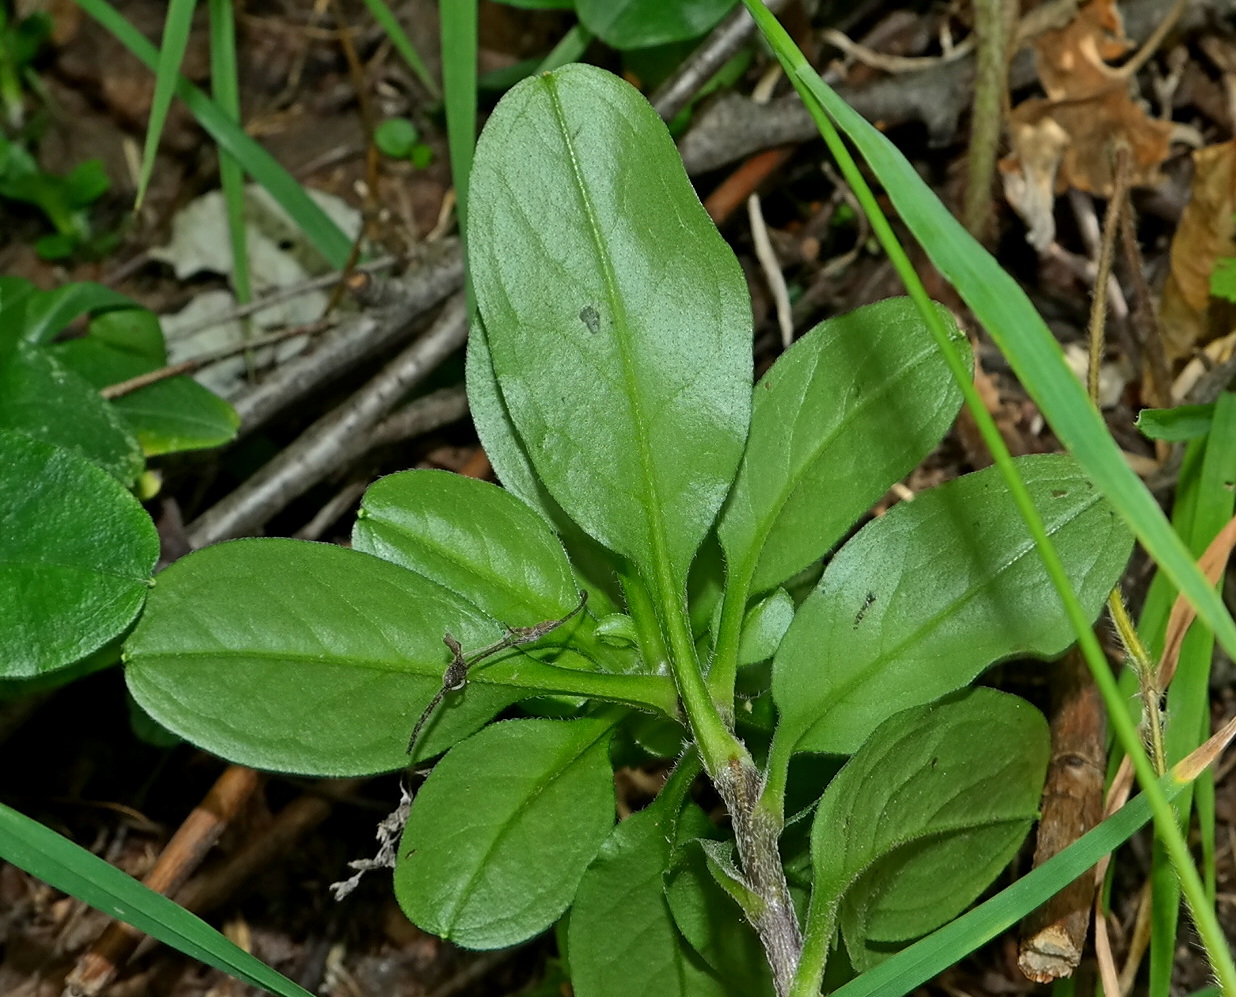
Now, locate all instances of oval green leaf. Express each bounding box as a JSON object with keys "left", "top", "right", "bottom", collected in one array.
[
  {"left": 808, "top": 689, "right": 1048, "bottom": 970},
  {"left": 124, "top": 538, "right": 523, "bottom": 775},
  {"left": 774, "top": 454, "right": 1132, "bottom": 755},
  {"left": 0, "top": 432, "right": 158, "bottom": 677},
  {"left": 0, "top": 346, "right": 143, "bottom": 484},
  {"left": 469, "top": 63, "right": 751, "bottom": 588},
  {"left": 718, "top": 297, "right": 967, "bottom": 595},
  {"left": 396, "top": 717, "right": 615, "bottom": 949}
]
